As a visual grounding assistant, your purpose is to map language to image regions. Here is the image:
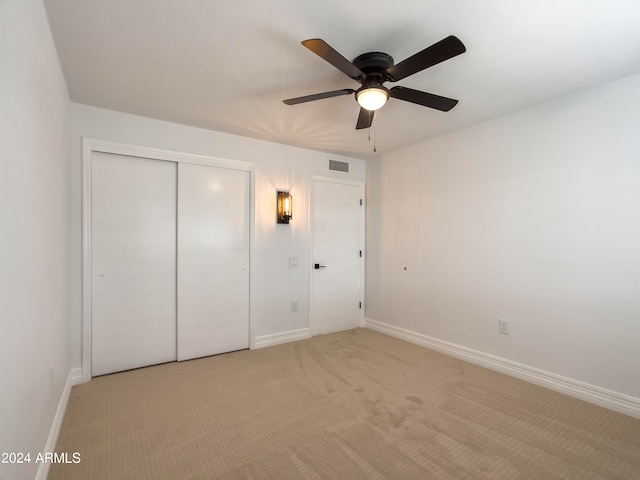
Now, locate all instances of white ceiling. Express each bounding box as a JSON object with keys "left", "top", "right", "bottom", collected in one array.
[{"left": 44, "top": 0, "right": 640, "bottom": 159}]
